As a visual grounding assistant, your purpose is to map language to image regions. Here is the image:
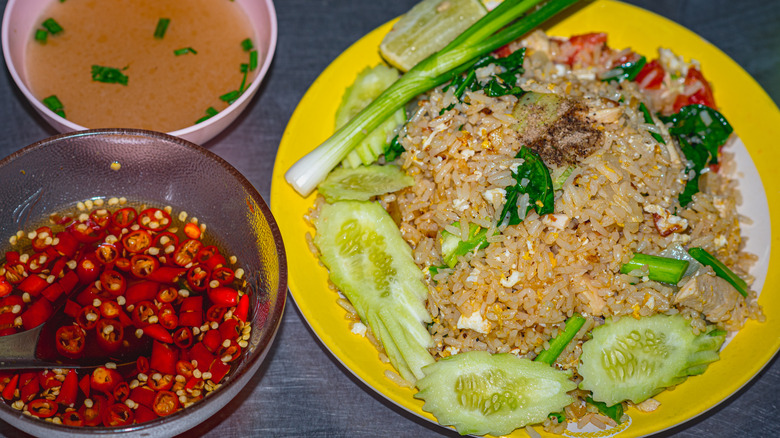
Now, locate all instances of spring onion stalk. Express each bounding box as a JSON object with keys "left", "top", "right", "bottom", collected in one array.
[
  {"left": 620, "top": 253, "right": 689, "bottom": 284},
  {"left": 285, "top": 0, "right": 581, "bottom": 196},
  {"left": 534, "top": 313, "right": 586, "bottom": 365},
  {"left": 687, "top": 247, "right": 748, "bottom": 297},
  {"left": 586, "top": 396, "right": 624, "bottom": 423}
]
